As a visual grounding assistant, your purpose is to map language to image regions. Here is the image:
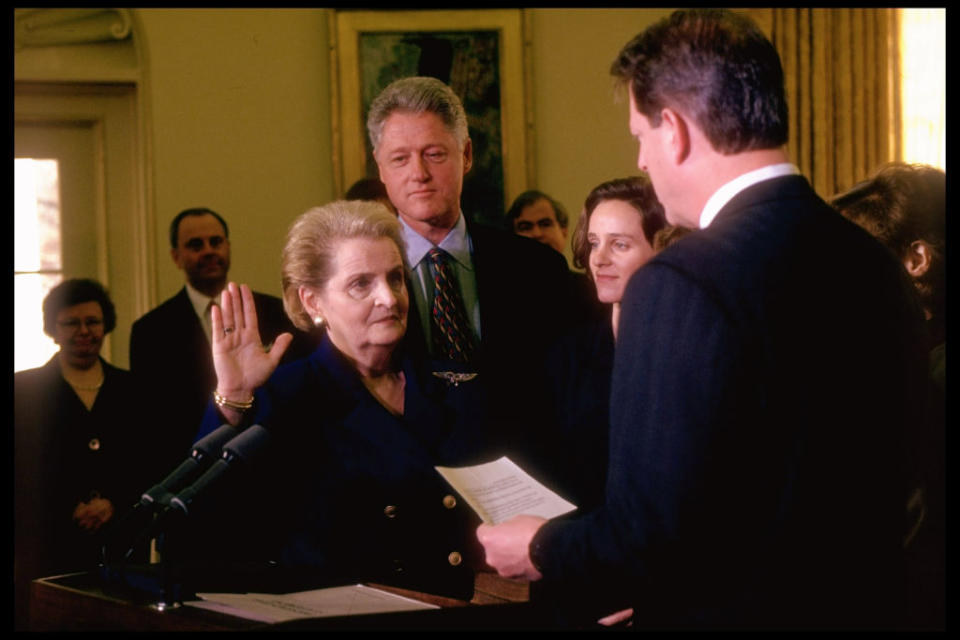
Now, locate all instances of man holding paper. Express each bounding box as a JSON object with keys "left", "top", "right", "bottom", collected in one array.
[{"left": 477, "top": 9, "right": 926, "bottom": 630}]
